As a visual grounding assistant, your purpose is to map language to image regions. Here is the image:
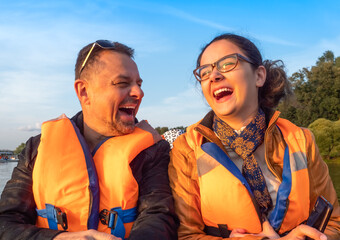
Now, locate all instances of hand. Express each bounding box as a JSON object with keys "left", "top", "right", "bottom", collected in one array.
[
  {"left": 230, "top": 220, "right": 280, "bottom": 239},
  {"left": 230, "top": 222, "right": 327, "bottom": 240},
  {"left": 53, "top": 229, "right": 122, "bottom": 240},
  {"left": 280, "top": 224, "right": 327, "bottom": 240}
]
